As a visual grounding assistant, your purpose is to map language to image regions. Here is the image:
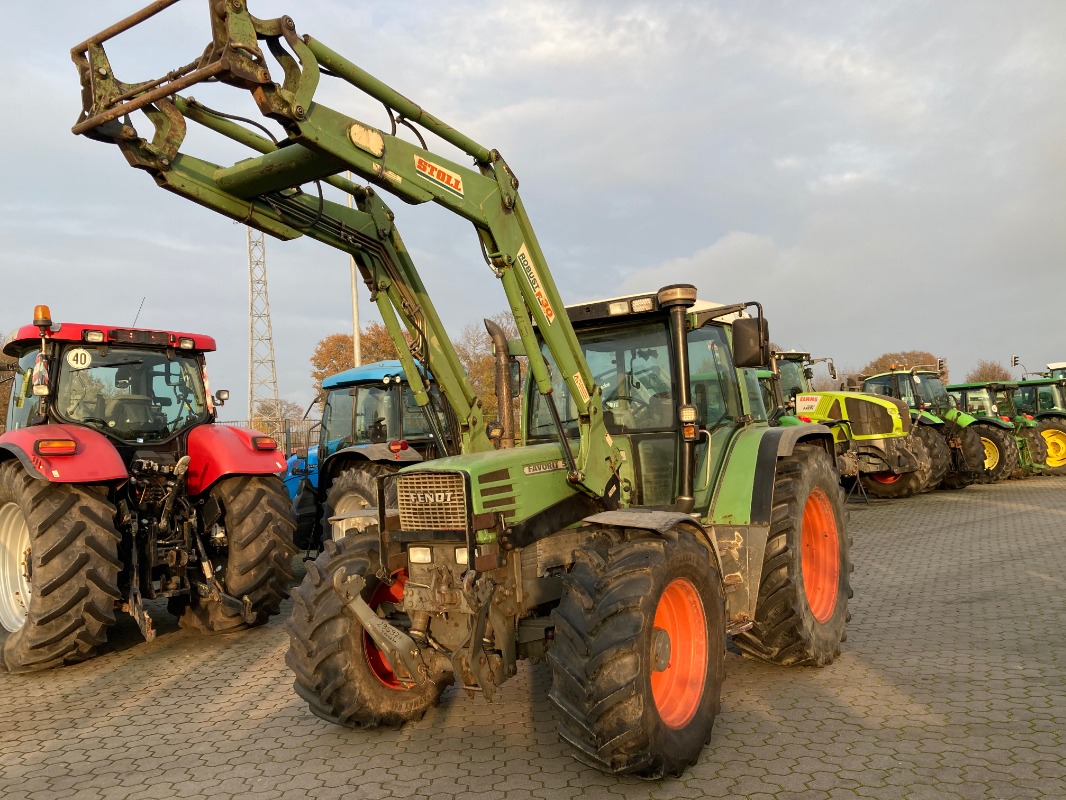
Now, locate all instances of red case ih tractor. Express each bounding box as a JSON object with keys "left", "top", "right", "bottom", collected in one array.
[{"left": 0, "top": 306, "right": 297, "bottom": 672}]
